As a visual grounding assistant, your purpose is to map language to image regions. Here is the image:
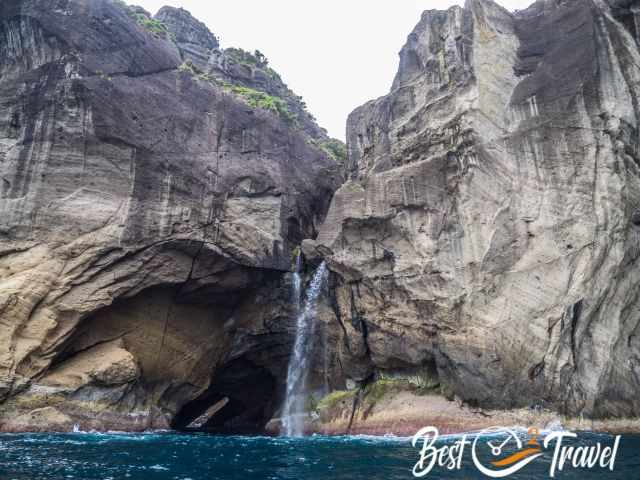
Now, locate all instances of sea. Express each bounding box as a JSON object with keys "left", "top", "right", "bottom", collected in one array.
[{"left": 0, "top": 429, "right": 638, "bottom": 479}]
